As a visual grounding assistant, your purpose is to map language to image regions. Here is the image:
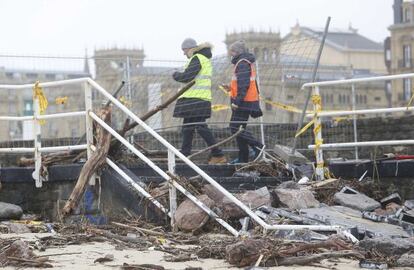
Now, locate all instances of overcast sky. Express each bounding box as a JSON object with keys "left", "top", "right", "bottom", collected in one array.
[{"left": 0, "top": 0, "right": 393, "bottom": 62}]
